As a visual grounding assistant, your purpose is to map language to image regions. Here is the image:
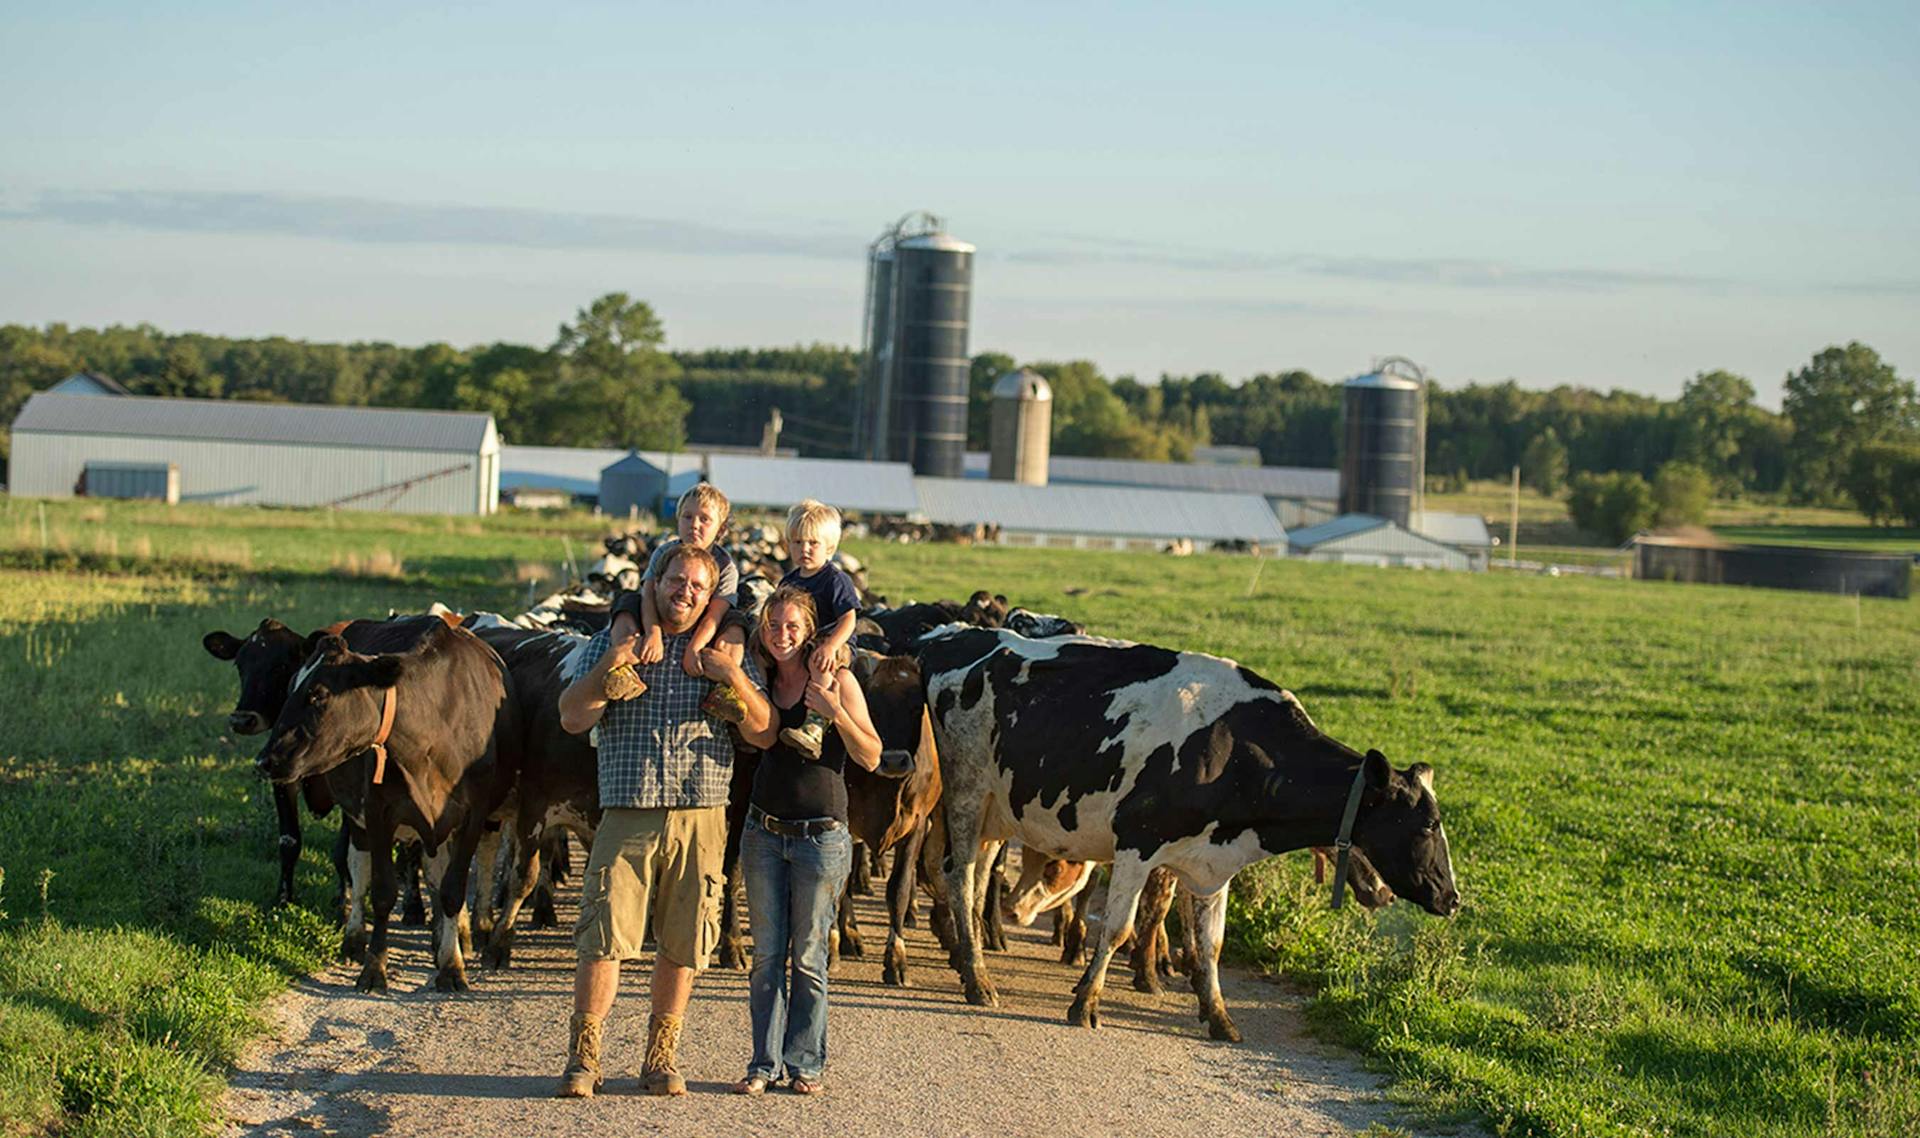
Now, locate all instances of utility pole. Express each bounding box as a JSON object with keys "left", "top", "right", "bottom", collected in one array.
[{"left": 1509, "top": 465, "right": 1520, "bottom": 566}]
